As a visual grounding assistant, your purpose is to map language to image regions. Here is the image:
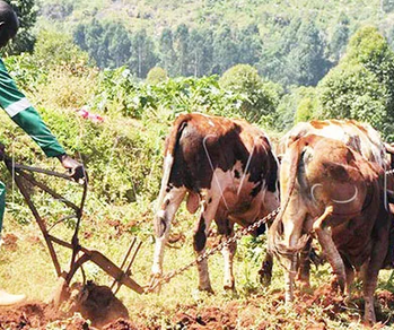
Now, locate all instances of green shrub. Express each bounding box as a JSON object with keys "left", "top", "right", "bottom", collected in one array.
[
  {"left": 219, "top": 64, "right": 282, "bottom": 123},
  {"left": 146, "top": 67, "right": 168, "bottom": 85},
  {"left": 34, "top": 29, "right": 90, "bottom": 69},
  {"left": 295, "top": 98, "right": 316, "bottom": 123}
]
